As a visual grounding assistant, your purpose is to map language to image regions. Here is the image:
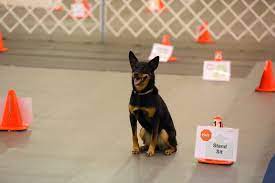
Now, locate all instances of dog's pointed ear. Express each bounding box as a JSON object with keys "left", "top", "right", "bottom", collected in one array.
[
  {"left": 148, "top": 56, "right": 159, "bottom": 71},
  {"left": 129, "top": 51, "right": 138, "bottom": 70}
]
